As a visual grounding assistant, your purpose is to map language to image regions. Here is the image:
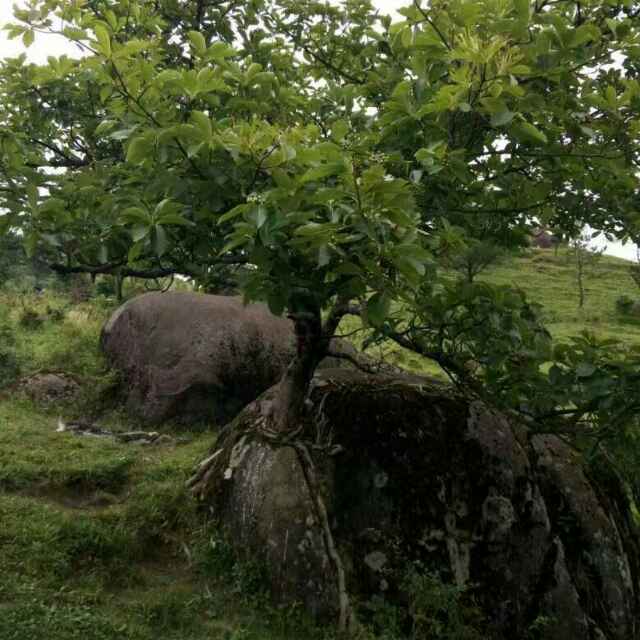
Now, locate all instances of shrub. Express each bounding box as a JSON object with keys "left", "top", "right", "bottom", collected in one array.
[
  {"left": 616, "top": 295, "right": 639, "bottom": 316},
  {"left": 0, "top": 310, "right": 20, "bottom": 388},
  {"left": 94, "top": 278, "right": 116, "bottom": 298},
  {"left": 18, "top": 307, "right": 42, "bottom": 330},
  {"left": 402, "top": 567, "right": 486, "bottom": 640},
  {"left": 0, "top": 347, "right": 20, "bottom": 389}
]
